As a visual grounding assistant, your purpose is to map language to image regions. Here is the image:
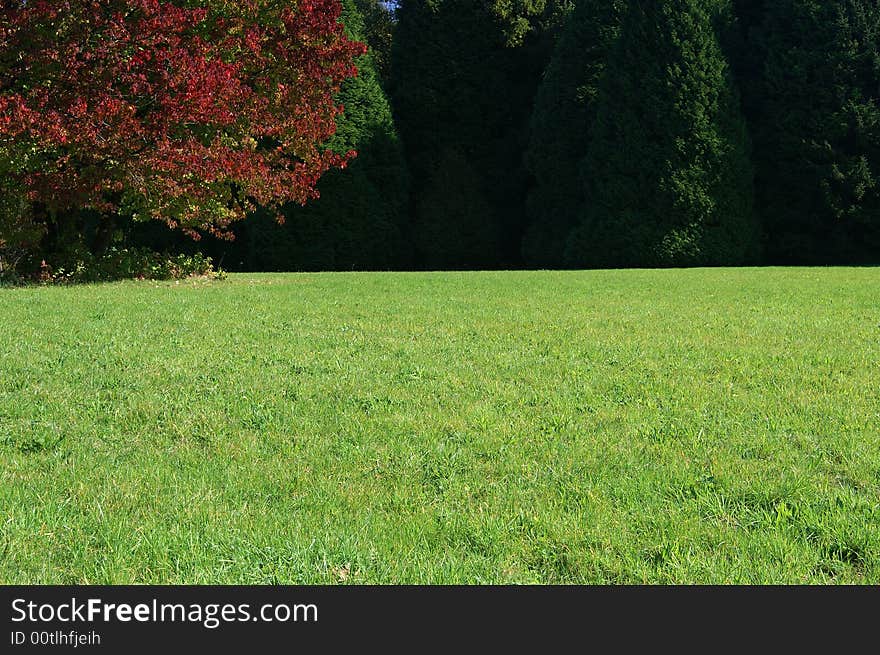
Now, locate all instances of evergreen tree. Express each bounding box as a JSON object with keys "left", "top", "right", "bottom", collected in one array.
[
  {"left": 391, "top": 0, "right": 565, "bottom": 269},
  {"left": 567, "top": 0, "right": 758, "bottom": 267},
  {"left": 232, "top": 0, "right": 408, "bottom": 271},
  {"left": 353, "top": 0, "right": 396, "bottom": 87},
  {"left": 523, "top": 0, "right": 626, "bottom": 268},
  {"left": 413, "top": 147, "right": 500, "bottom": 269},
  {"left": 752, "top": 0, "right": 880, "bottom": 263}
]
